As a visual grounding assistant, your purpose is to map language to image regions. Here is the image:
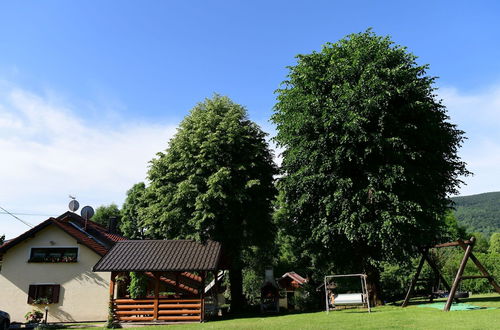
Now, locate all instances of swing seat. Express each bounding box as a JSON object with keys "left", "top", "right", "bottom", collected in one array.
[
  {"left": 334, "top": 293, "right": 364, "bottom": 305},
  {"left": 432, "top": 291, "right": 469, "bottom": 299}
]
